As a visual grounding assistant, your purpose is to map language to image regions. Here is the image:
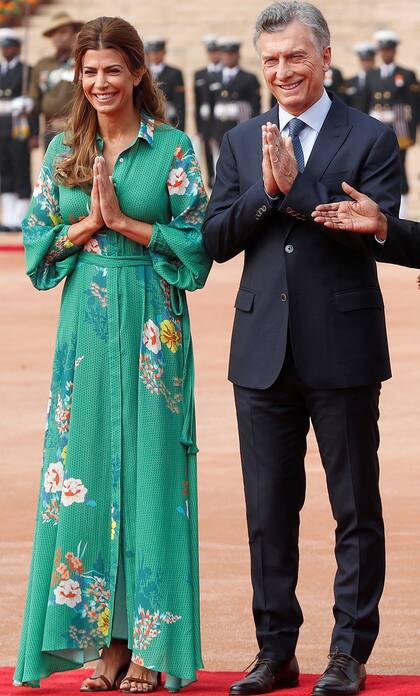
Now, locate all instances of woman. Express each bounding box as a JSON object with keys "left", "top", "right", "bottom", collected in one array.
[{"left": 14, "top": 16, "right": 211, "bottom": 694}]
